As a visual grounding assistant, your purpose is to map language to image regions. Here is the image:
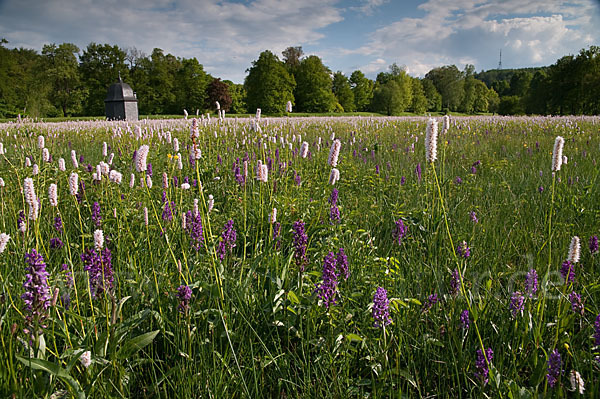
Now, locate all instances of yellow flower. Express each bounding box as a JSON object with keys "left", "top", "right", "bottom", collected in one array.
[
  {"left": 174, "top": 155, "right": 179, "bottom": 160},
  {"left": 167, "top": 153, "right": 173, "bottom": 159}
]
